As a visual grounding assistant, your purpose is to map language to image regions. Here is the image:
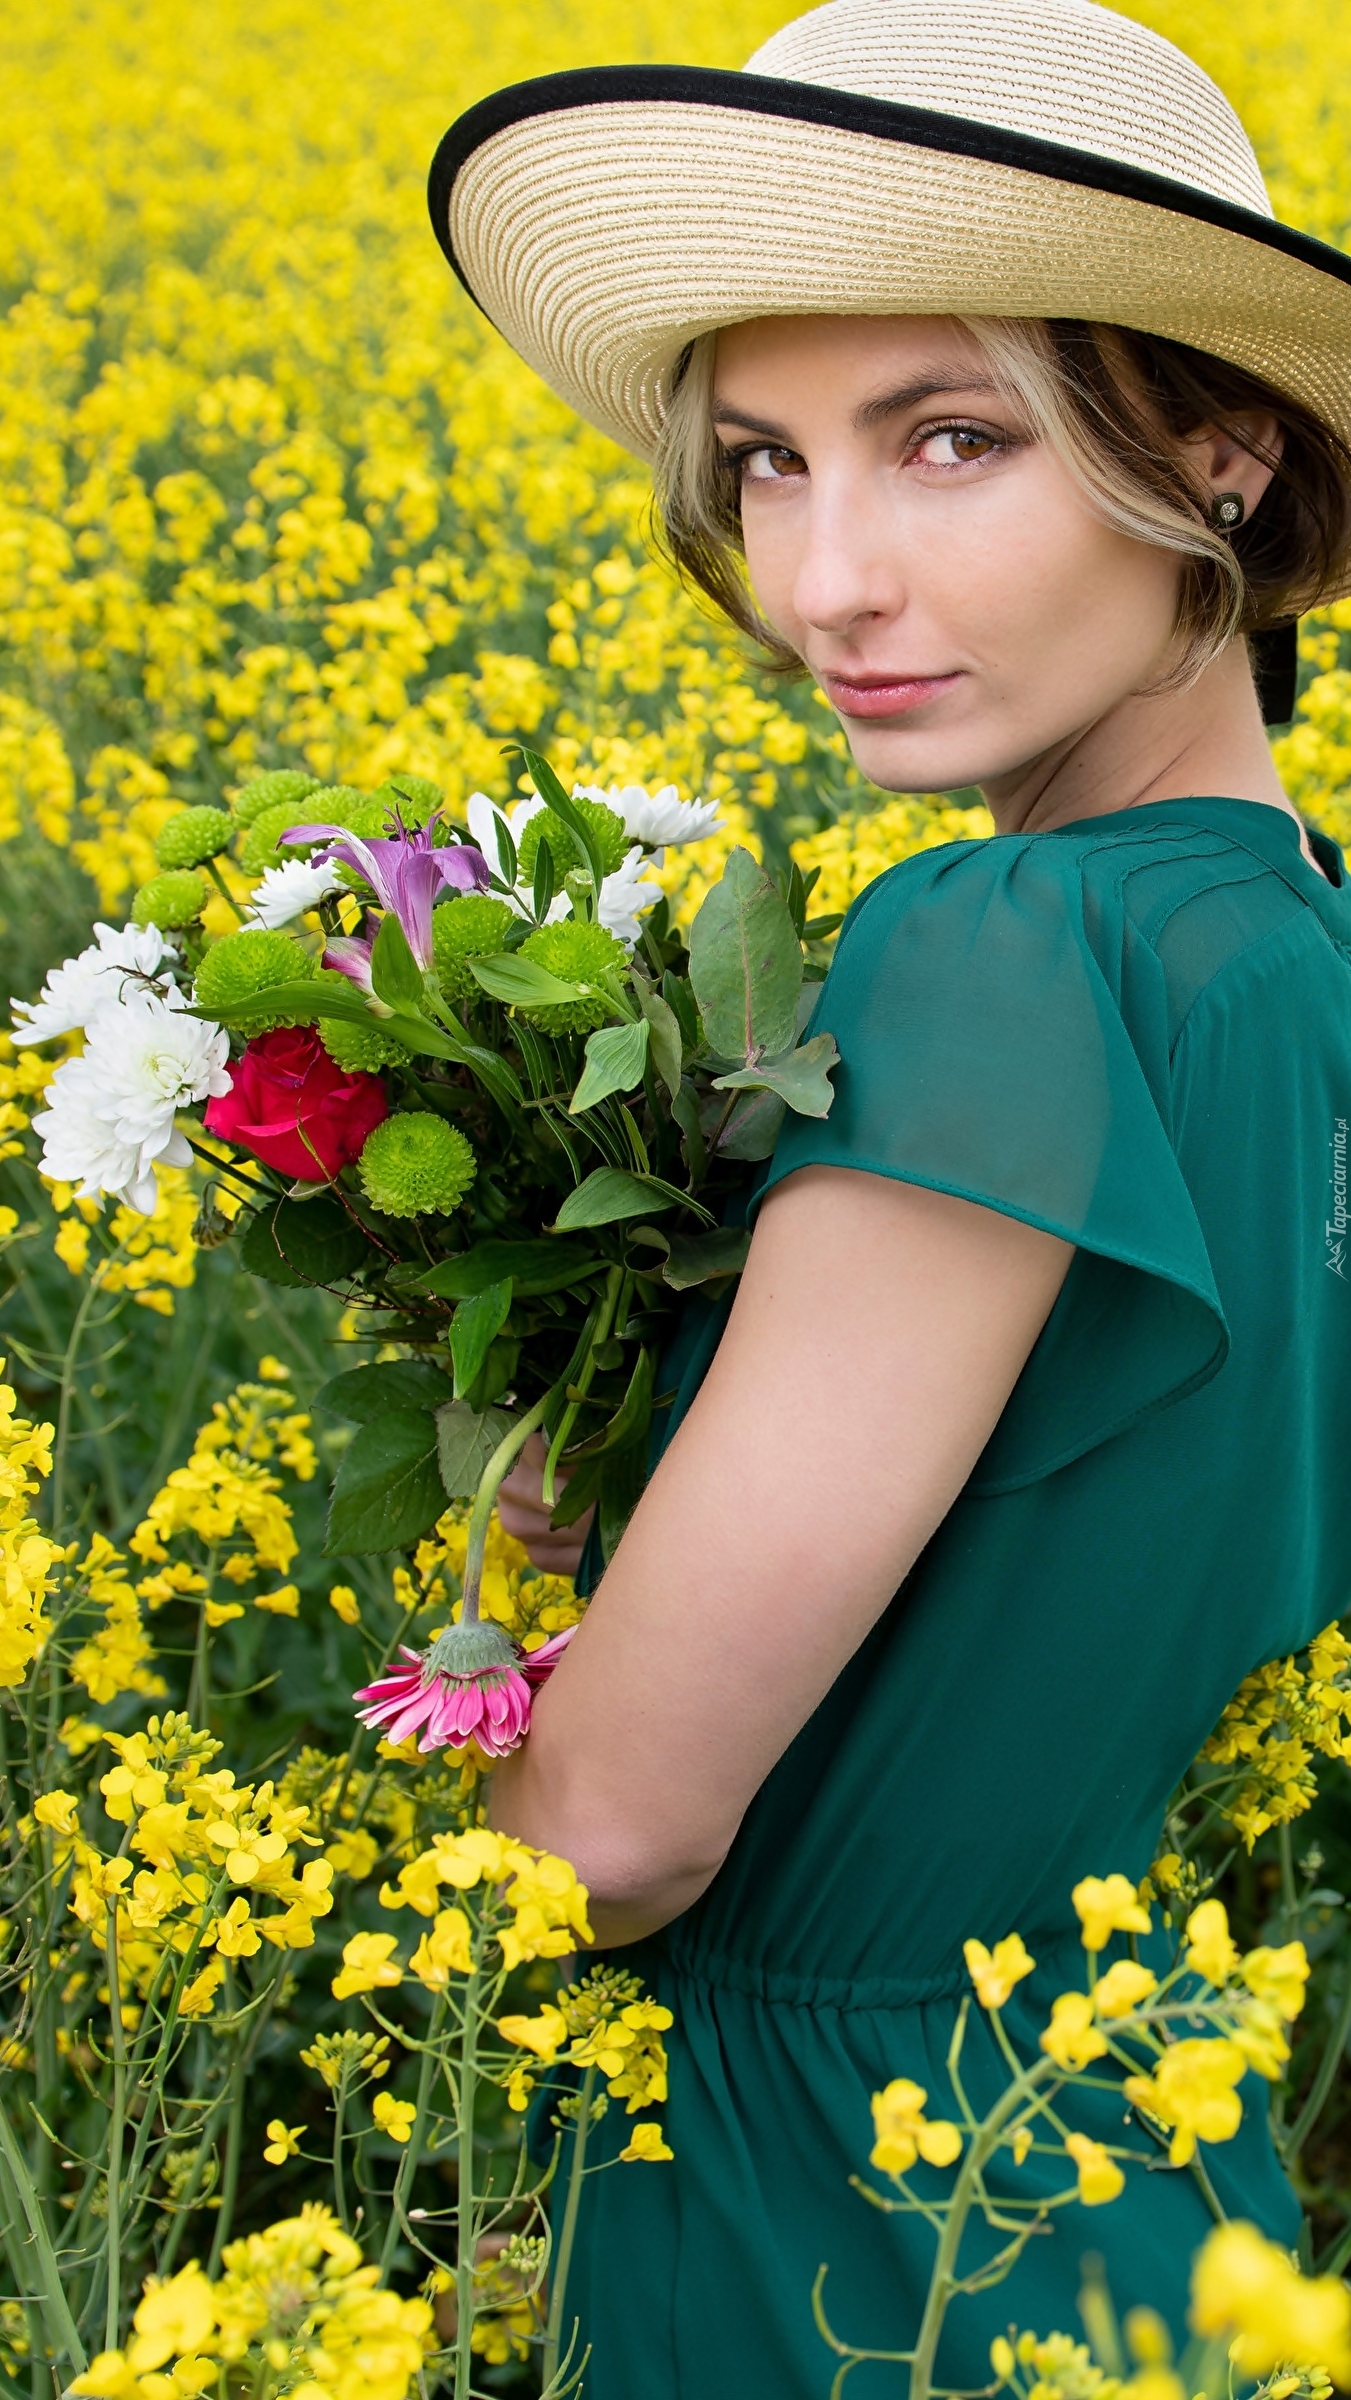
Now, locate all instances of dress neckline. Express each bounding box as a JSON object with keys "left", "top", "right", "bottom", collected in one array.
[{"left": 1040, "top": 794, "right": 1350, "bottom": 921}]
